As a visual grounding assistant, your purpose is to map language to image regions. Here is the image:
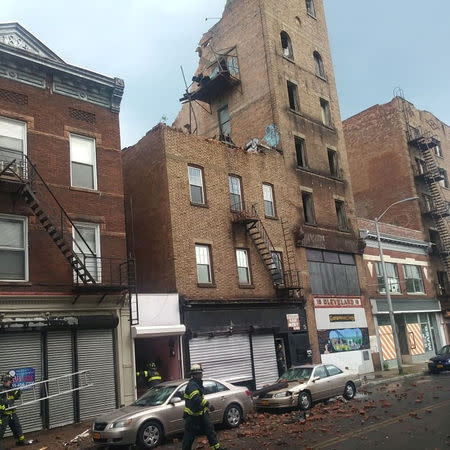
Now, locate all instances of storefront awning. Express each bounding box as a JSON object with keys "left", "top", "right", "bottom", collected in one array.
[
  {"left": 131, "top": 324, "right": 186, "bottom": 338},
  {"left": 371, "top": 298, "right": 441, "bottom": 314}
]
